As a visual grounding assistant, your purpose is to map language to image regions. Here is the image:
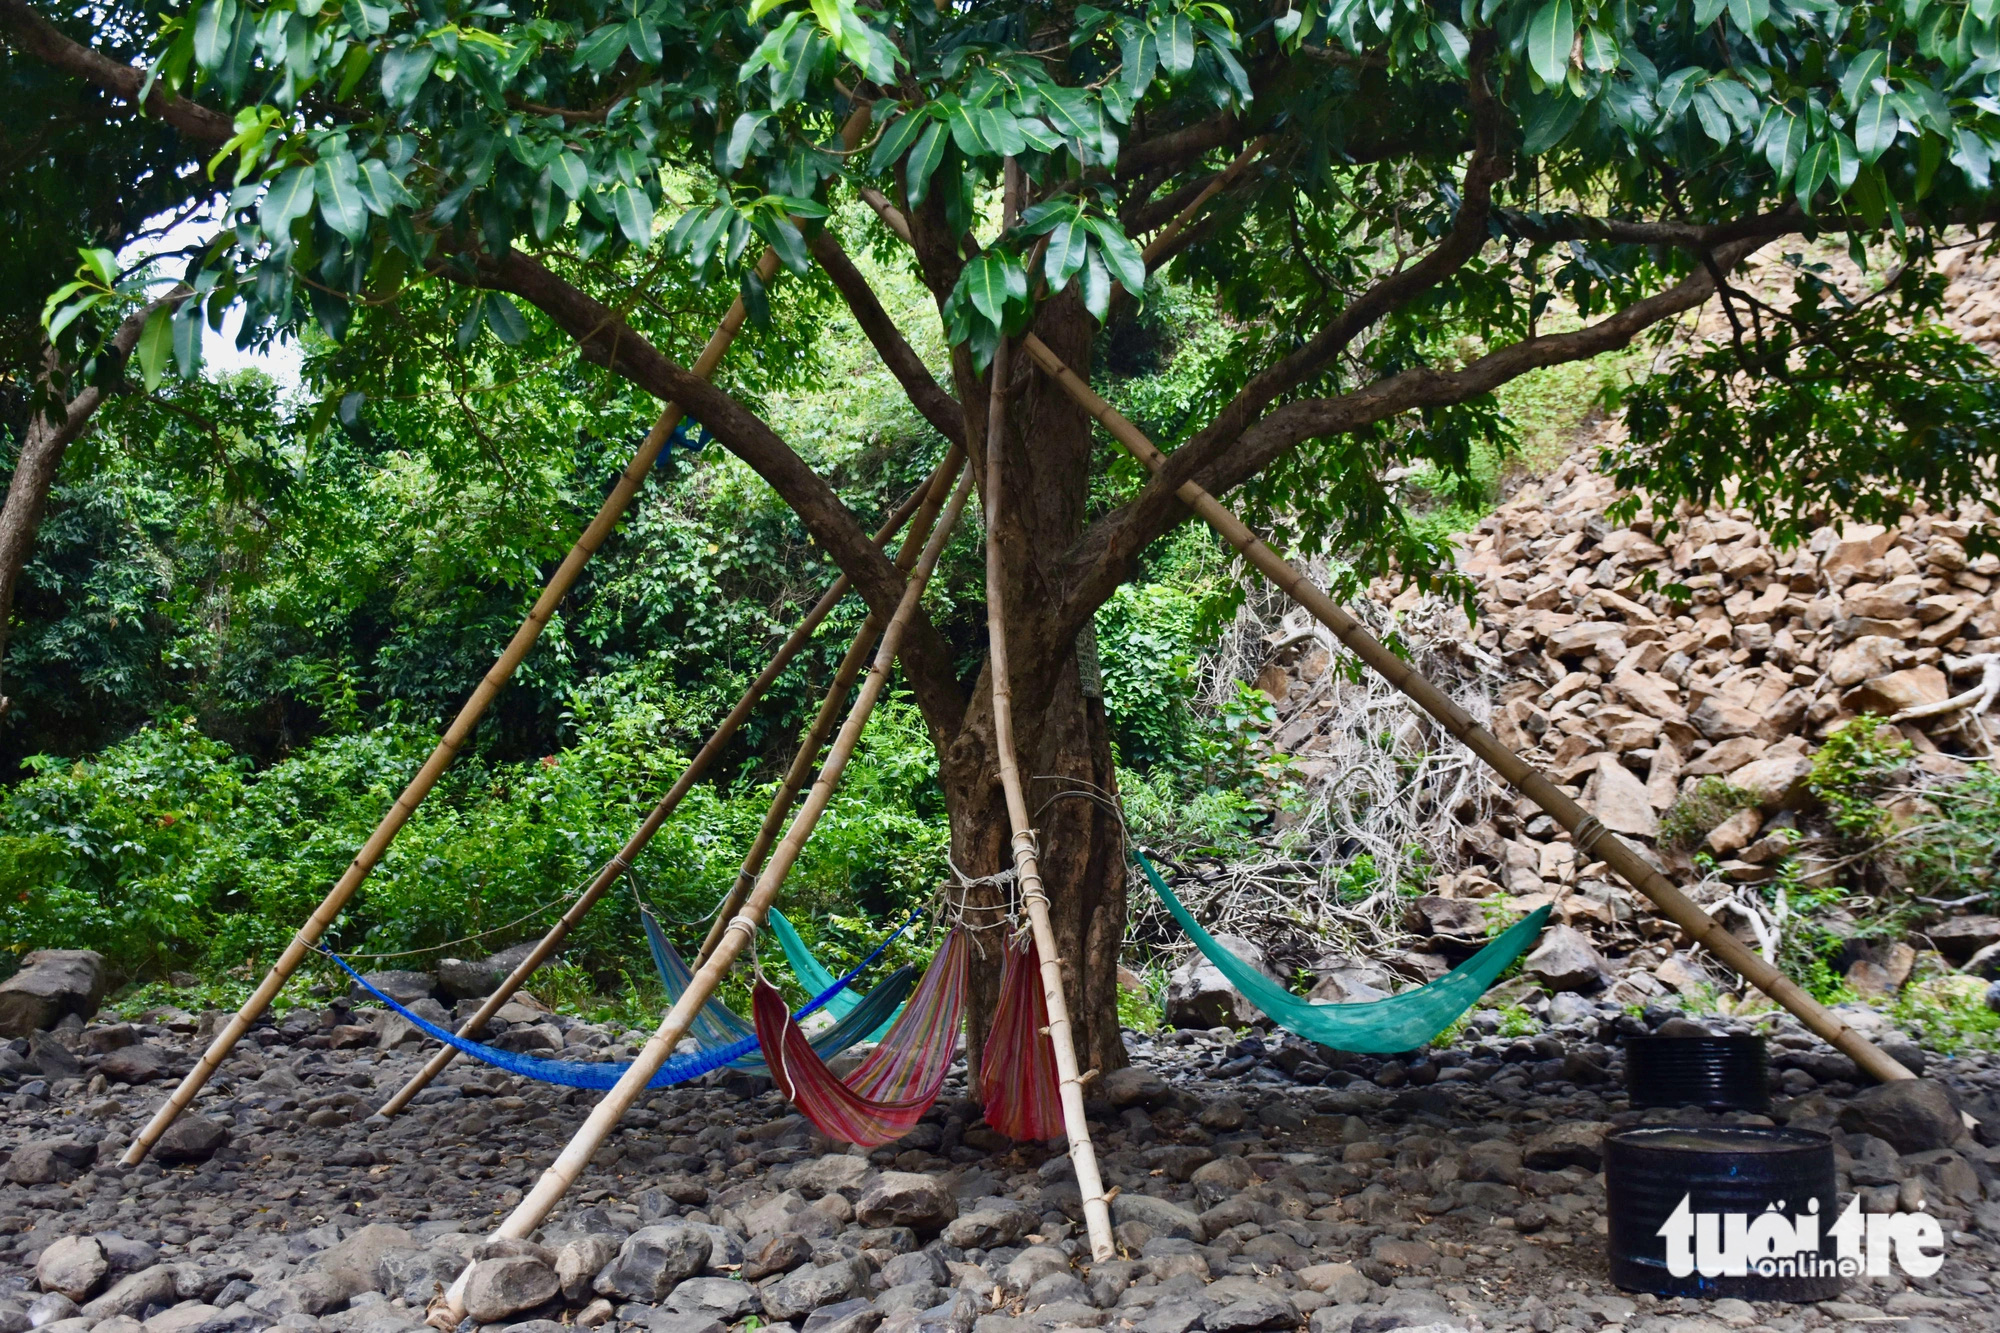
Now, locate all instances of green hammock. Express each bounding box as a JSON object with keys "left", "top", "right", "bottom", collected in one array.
[
  {"left": 771, "top": 907, "right": 903, "bottom": 1042},
  {"left": 1132, "top": 850, "right": 1552, "bottom": 1053}
]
